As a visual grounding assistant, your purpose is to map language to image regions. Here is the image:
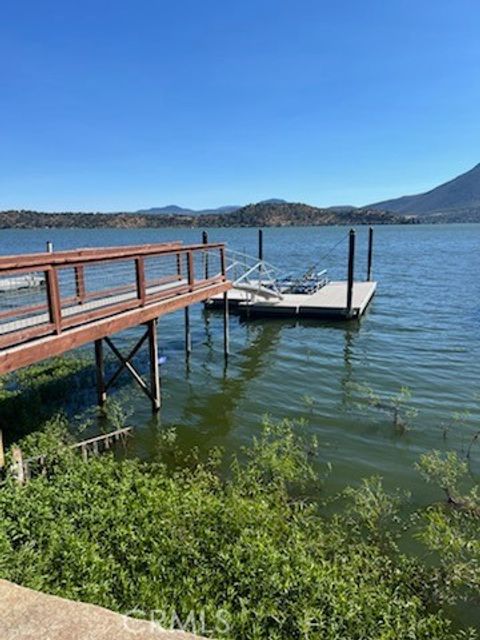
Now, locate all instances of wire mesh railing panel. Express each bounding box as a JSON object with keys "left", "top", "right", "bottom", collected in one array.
[
  {"left": 144, "top": 253, "right": 182, "bottom": 291},
  {"left": 57, "top": 259, "right": 139, "bottom": 328},
  {"left": 0, "top": 270, "right": 51, "bottom": 338},
  {"left": 57, "top": 267, "right": 80, "bottom": 306},
  {"left": 201, "top": 247, "right": 222, "bottom": 281},
  {"left": 0, "top": 242, "right": 228, "bottom": 351},
  {"left": 83, "top": 259, "right": 137, "bottom": 301}
]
